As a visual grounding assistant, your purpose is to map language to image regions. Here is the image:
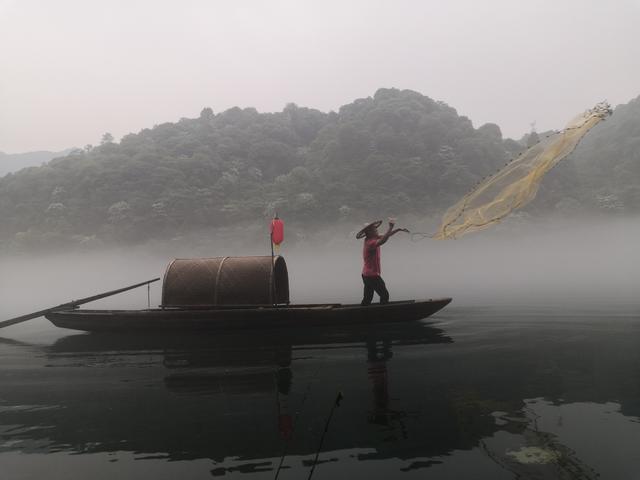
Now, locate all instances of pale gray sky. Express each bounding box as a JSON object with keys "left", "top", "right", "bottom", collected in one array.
[{"left": 1, "top": 0, "right": 639, "bottom": 153}]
